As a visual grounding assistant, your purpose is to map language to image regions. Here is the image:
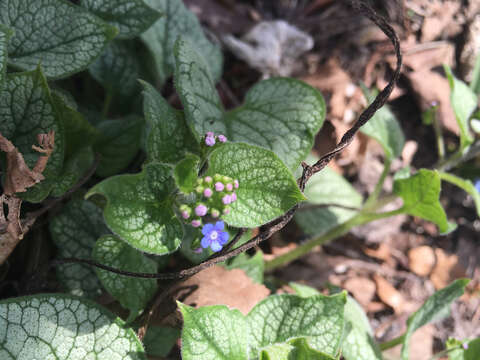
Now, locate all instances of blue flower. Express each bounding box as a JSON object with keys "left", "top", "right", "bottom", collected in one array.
[{"left": 201, "top": 221, "right": 229, "bottom": 252}]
